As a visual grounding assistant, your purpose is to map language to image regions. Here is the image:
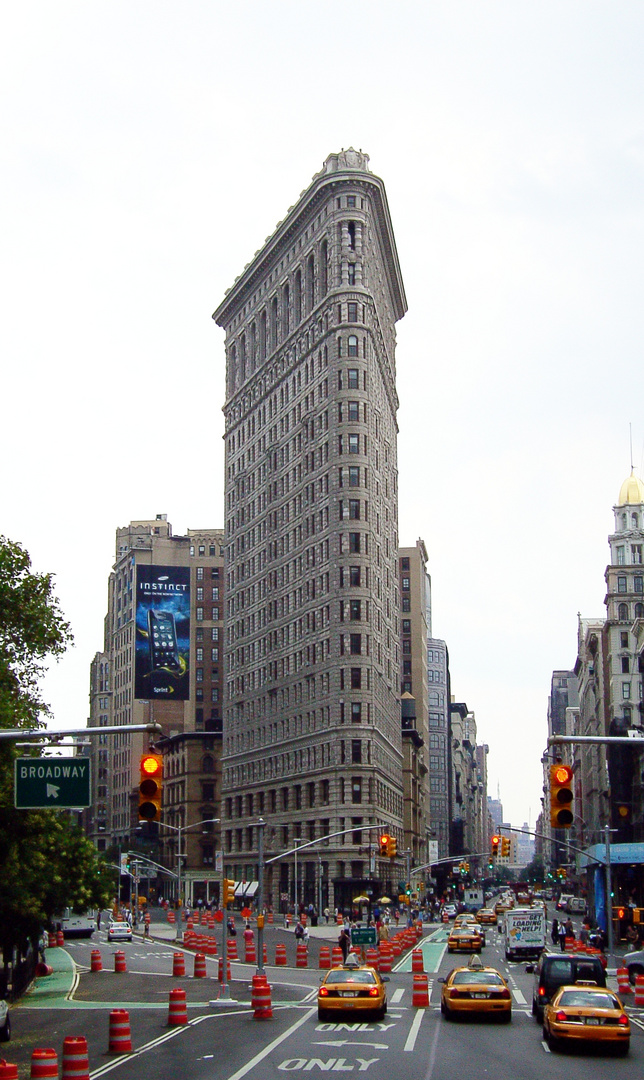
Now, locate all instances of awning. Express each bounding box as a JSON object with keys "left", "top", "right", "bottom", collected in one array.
[
  {"left": 579, "top": 842, "right": 644, "bottom": 868},
  {"left": 235, "top": 880, "right": 258, "bottom": 897}
]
